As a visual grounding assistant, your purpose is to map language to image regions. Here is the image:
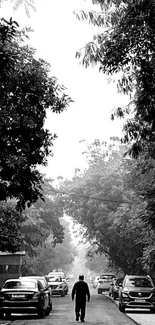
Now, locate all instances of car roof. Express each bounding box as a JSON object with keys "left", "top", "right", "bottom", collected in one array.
[
  {"left": 125, "top": 275, "right": 151, "bottom": 278},
  {"left": 21, "top": 276, "right": 45, "bottom": 279}
]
